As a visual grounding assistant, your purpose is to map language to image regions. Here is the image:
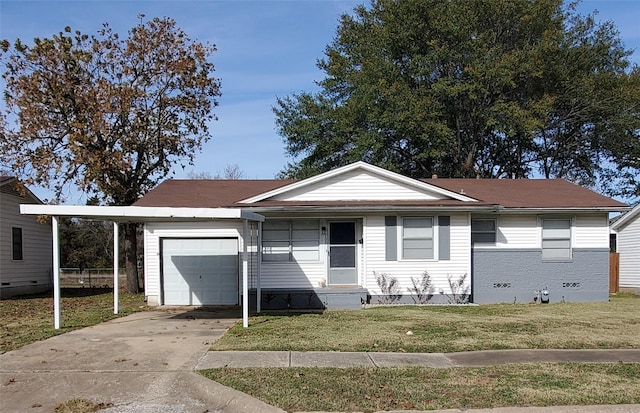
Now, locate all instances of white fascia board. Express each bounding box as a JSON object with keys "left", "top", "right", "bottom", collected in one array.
[
  {"left": 611, "top": 203, "right": 640, "bottom": 231},
  {"left": 239, "top": 161, "right": 478, "bottom": 203},
  {"left": 20, "top": 204, "right": 265, "bottom": 222},
  {"left": 499, "top": 207, "right": 630, "bottom": 215}
]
